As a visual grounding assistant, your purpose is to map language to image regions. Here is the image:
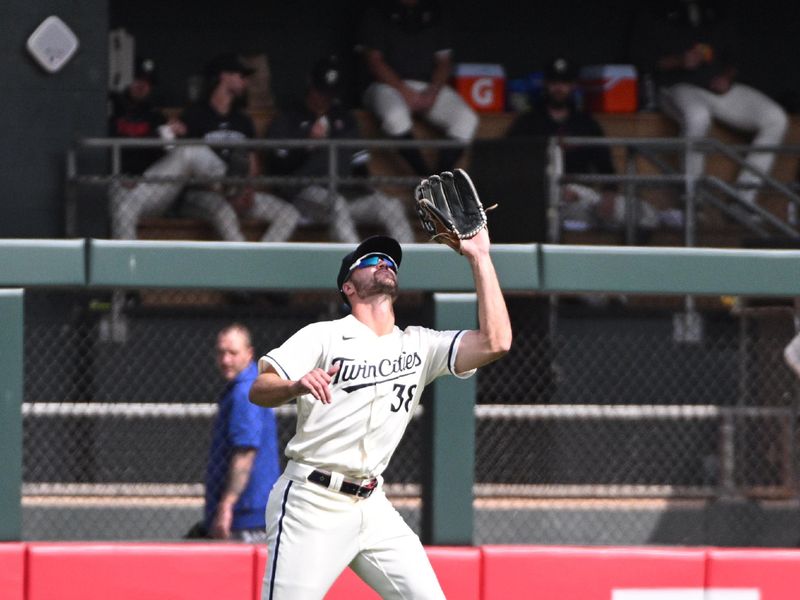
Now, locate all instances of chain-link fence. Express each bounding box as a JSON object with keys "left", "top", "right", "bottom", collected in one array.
[{"left": 20, "top": 288, "right": 800, "bottom": 546}]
